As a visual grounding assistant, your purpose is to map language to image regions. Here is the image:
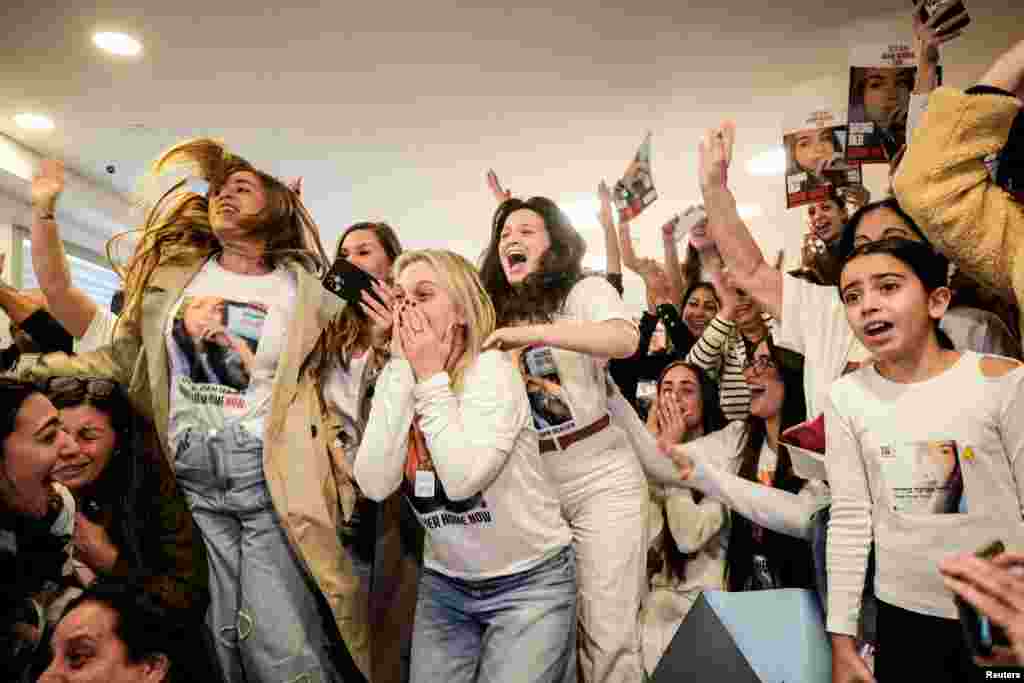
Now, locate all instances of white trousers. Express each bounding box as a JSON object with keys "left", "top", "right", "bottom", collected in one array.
[{"left": 545, "top": 428, "right": 648, "bottom": 683}]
